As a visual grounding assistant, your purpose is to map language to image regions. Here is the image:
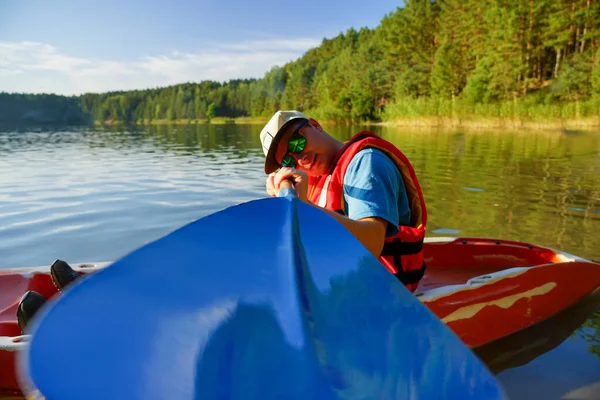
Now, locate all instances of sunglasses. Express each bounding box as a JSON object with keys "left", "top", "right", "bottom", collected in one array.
[{"left": 281, "top": 120, "right": 308, "bottom": 168}]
